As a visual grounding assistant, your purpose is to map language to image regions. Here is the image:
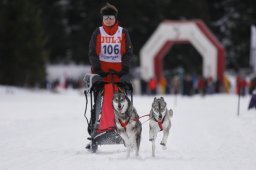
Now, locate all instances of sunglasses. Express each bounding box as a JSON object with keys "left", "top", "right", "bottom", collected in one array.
[{"left": 103, "top": 15, "right": 115, "bottom": 20}]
